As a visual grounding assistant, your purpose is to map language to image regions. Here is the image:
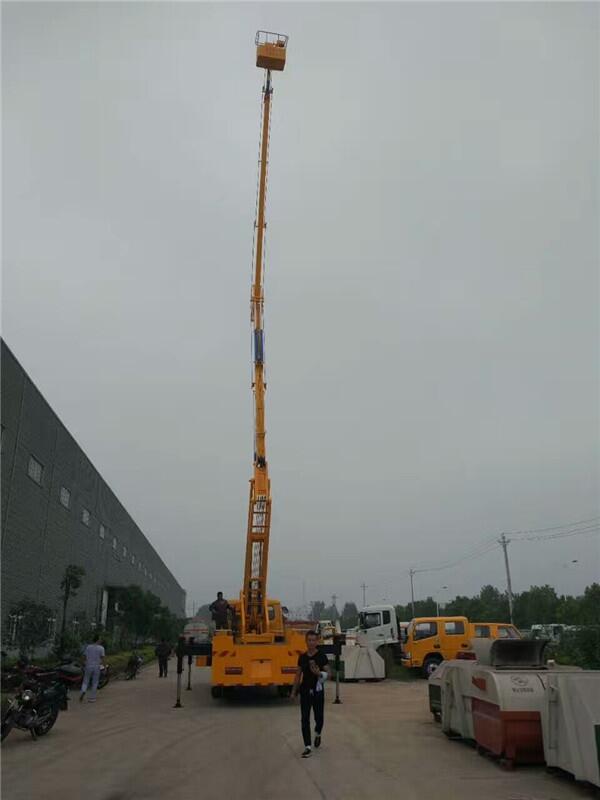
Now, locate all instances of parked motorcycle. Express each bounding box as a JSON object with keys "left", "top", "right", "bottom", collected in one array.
[
  {"left": 6, "top": 659, "right": 110, "bottom": 692},
  {"left": 51, "top": 661, "right": 110, "bottom": 691},
  {"left": 1, "top": 678, "right": 68, "bottom": 742},
  {"left": 125, "top": 653, "right": 143, "bottom": 680}
]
